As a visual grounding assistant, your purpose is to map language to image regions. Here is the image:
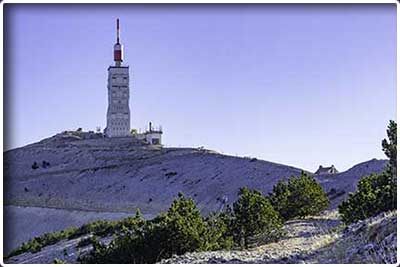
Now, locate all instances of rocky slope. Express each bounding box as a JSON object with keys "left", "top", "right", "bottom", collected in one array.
[
  {"left": 4, "top": 133, "right": 306, "bottom": 214},
  {"left": 160, "top": 210, "right": 397, "bottom": 264},
  {"left": 3, "top": 132, "right": 388, "bottom": 253}
]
